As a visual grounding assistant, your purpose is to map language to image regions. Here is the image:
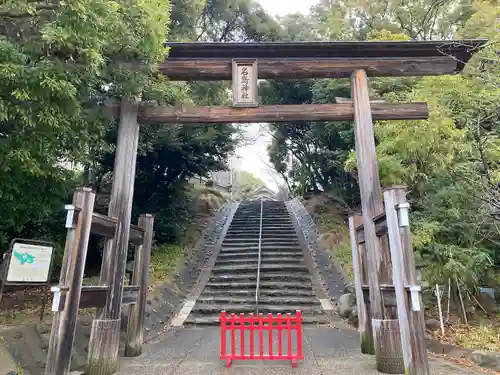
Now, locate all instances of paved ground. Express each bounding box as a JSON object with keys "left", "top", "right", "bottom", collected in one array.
[{"left": 116, "top": 326, "right": 485, "bottom": 375}]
